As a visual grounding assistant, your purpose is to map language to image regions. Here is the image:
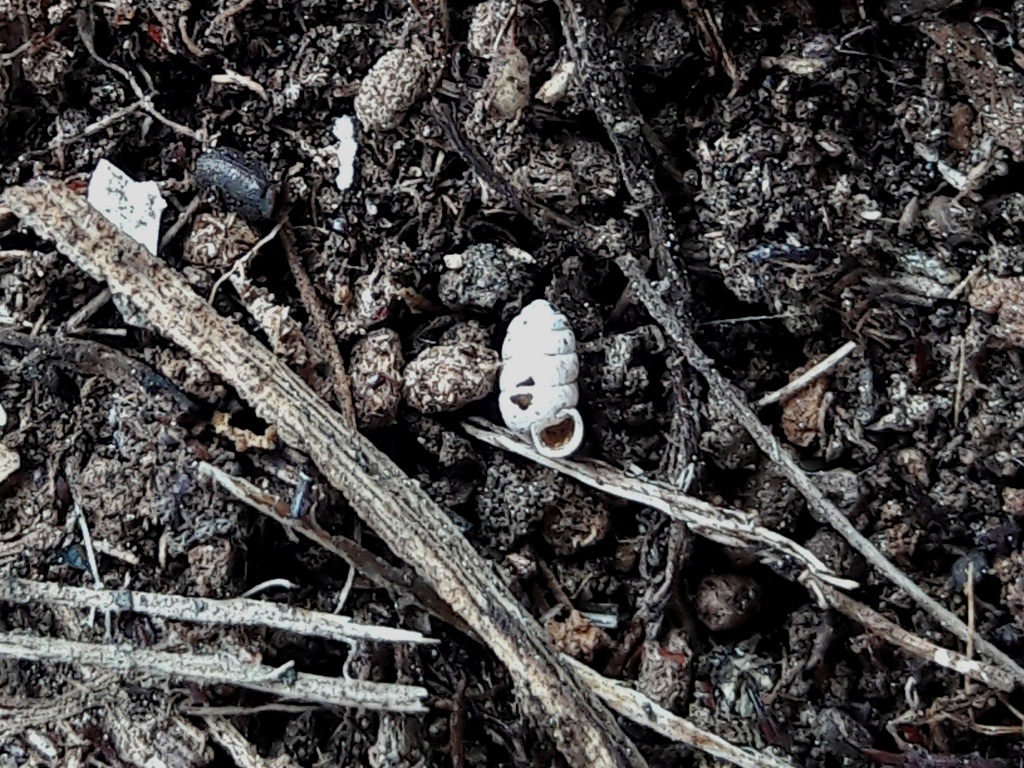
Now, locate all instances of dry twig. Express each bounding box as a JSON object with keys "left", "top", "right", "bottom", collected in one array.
[
  {"left": 278, "top": 218, "right": 357, "bottom": 426},
  {"left": 809, "top": 577, "right": 1013, "bottom": 692},
  {"left": 0, "top": 328, "right": 200, "bottom": 416},
  {"left": 2, "top": 180, "right": 646, "bottom": 768},
  {"left": 197, "top": 461, "right": 467, "bottom": 631},
  {"left": 549, "top": 0, "right": 1024, "bottom": 689},
  {"left": 753, "top": 341, "right": 858, "bottom": 408},
  {"left": 564, "top": 657, "right": 796, "bottom": 768},
  {"left": 0, "top": 631, "right": 428, "bottom": 711},
  {"left": 462, "top": 418, "right": 855, "bottom": 592},
  {"left": 0, "top": 577, "right": 434, "bottom": 647}
]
